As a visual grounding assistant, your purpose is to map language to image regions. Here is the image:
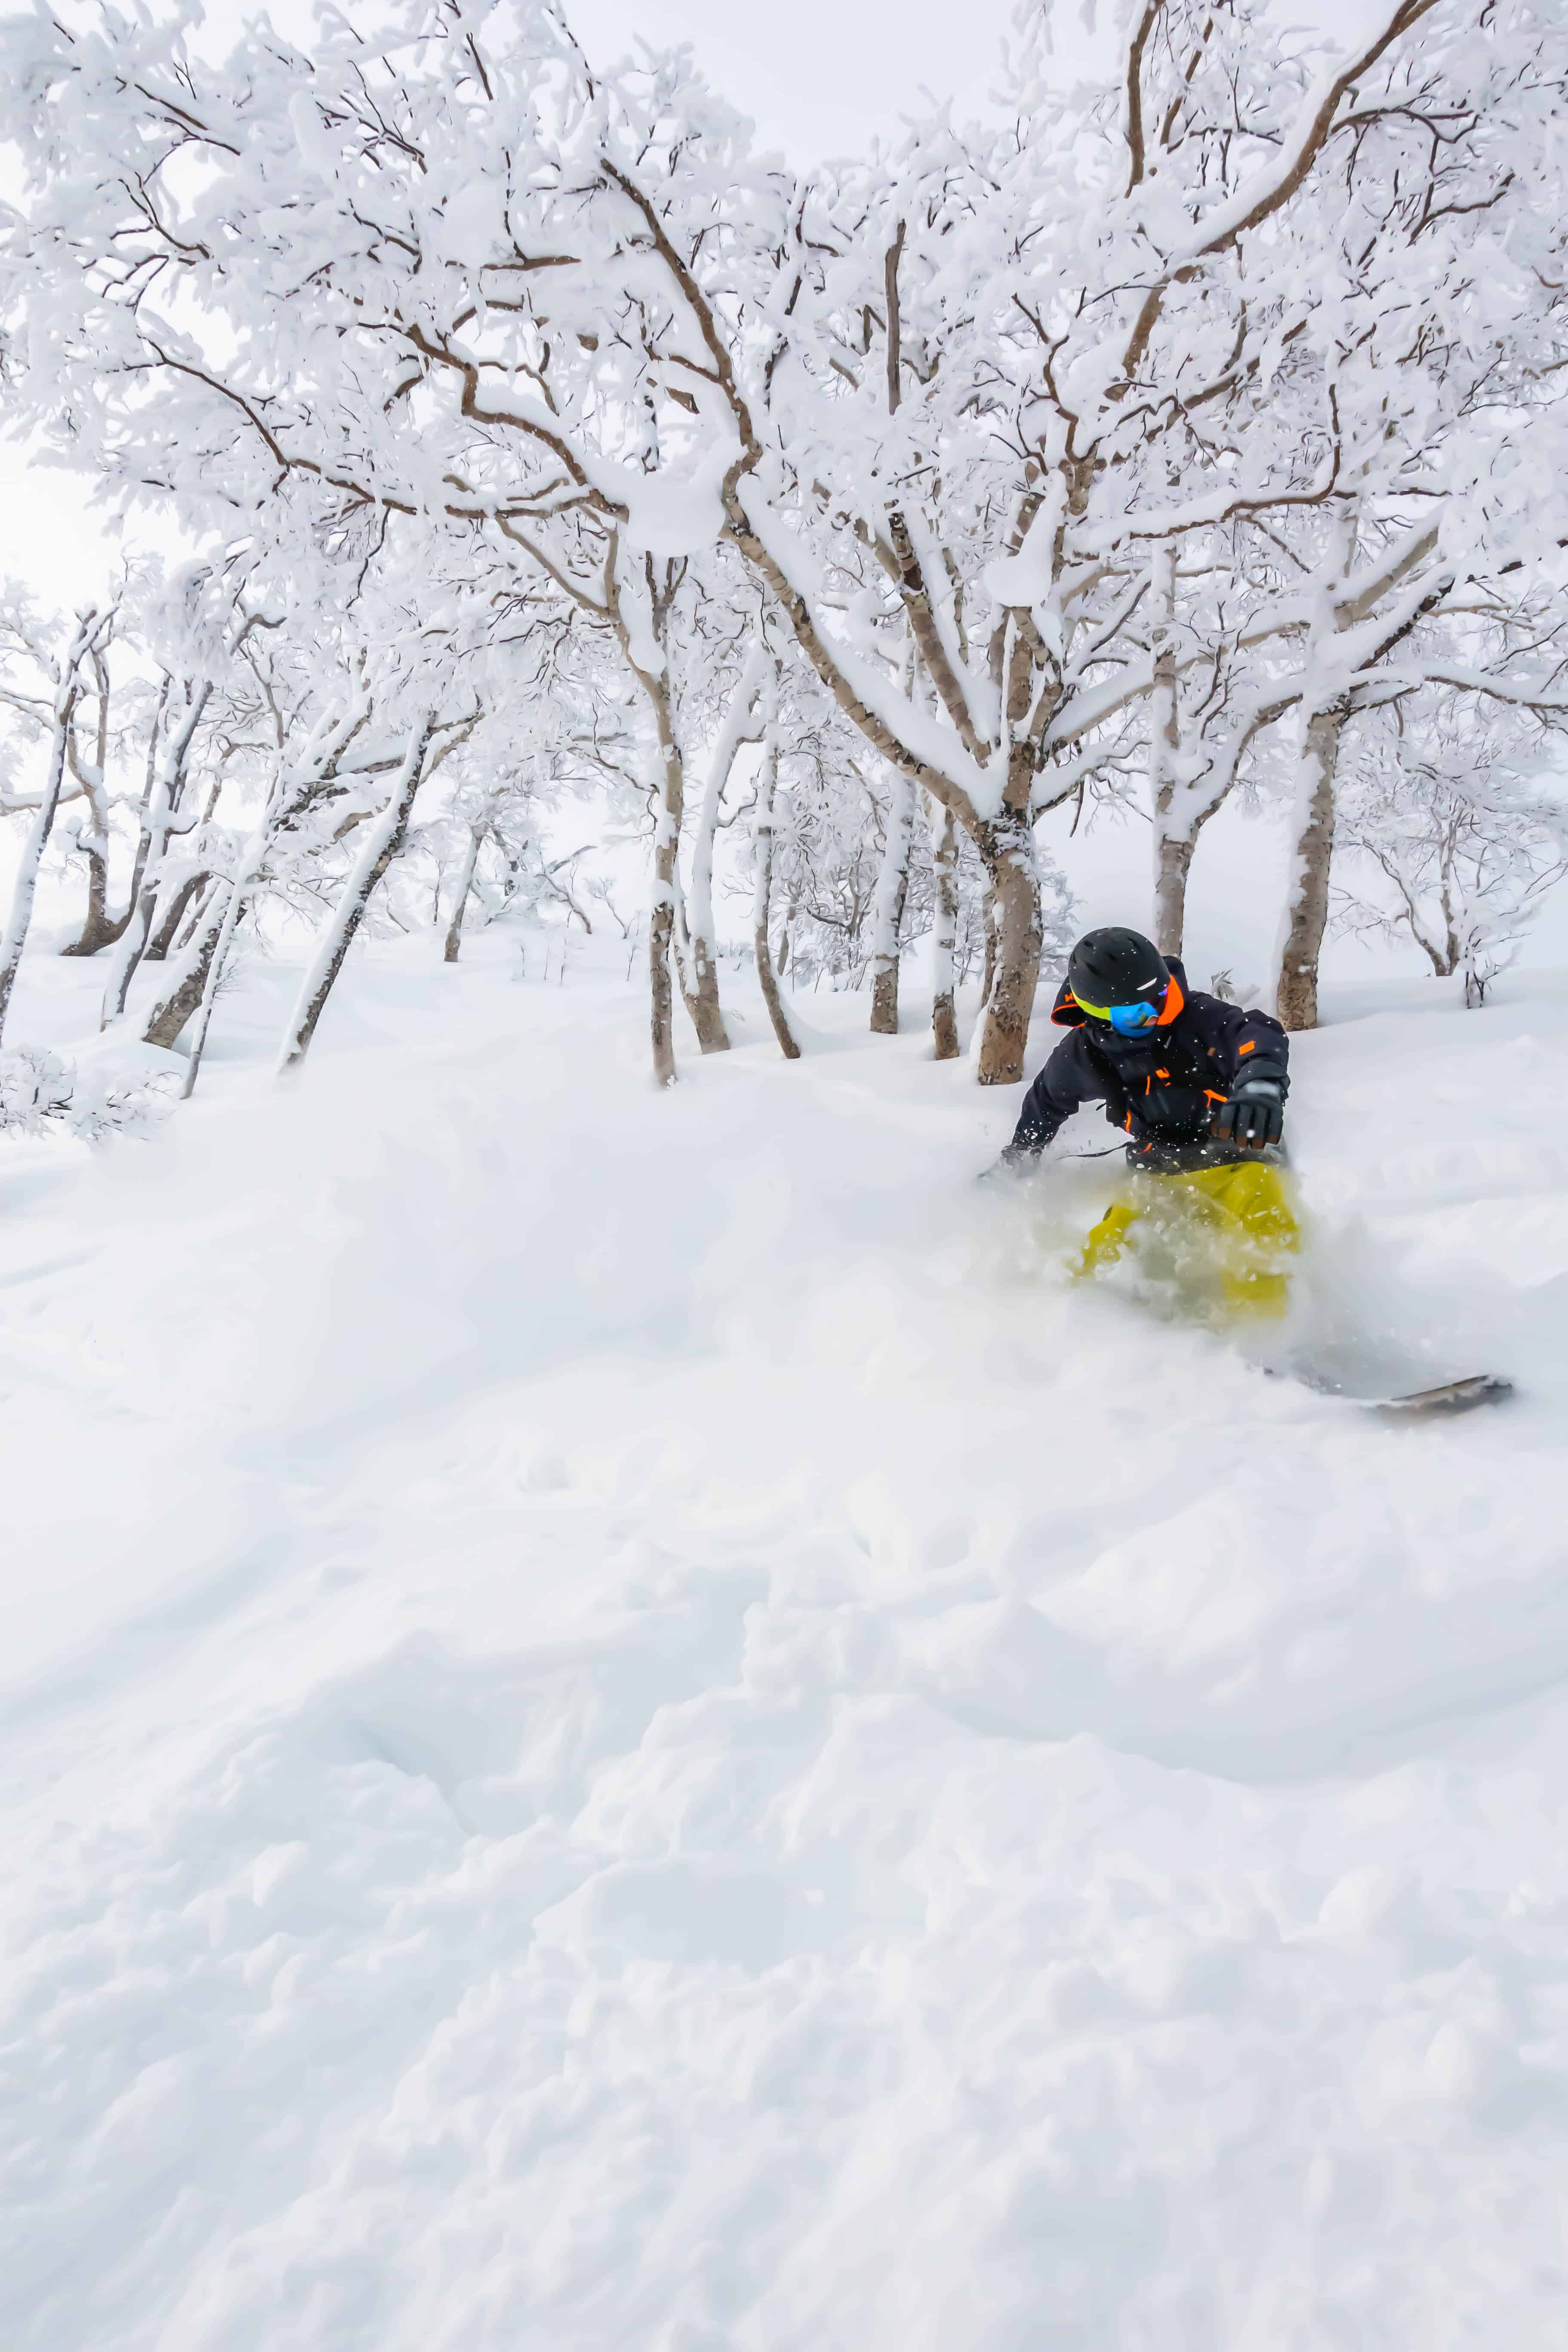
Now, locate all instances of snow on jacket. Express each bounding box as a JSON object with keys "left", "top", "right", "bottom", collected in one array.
[{"left": 1004, "top": 957, "right": 1290, "bottom": 1158}]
